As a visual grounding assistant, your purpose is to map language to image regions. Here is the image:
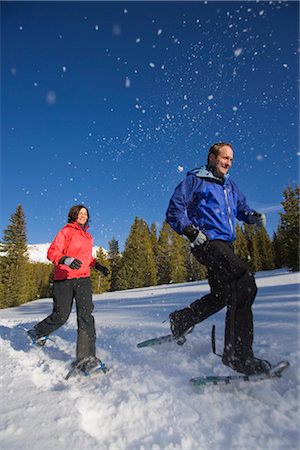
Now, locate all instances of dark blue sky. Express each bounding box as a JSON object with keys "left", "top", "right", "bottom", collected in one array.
[{"left": 1, "top": 1, "right": 299, "bottom": 250}]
